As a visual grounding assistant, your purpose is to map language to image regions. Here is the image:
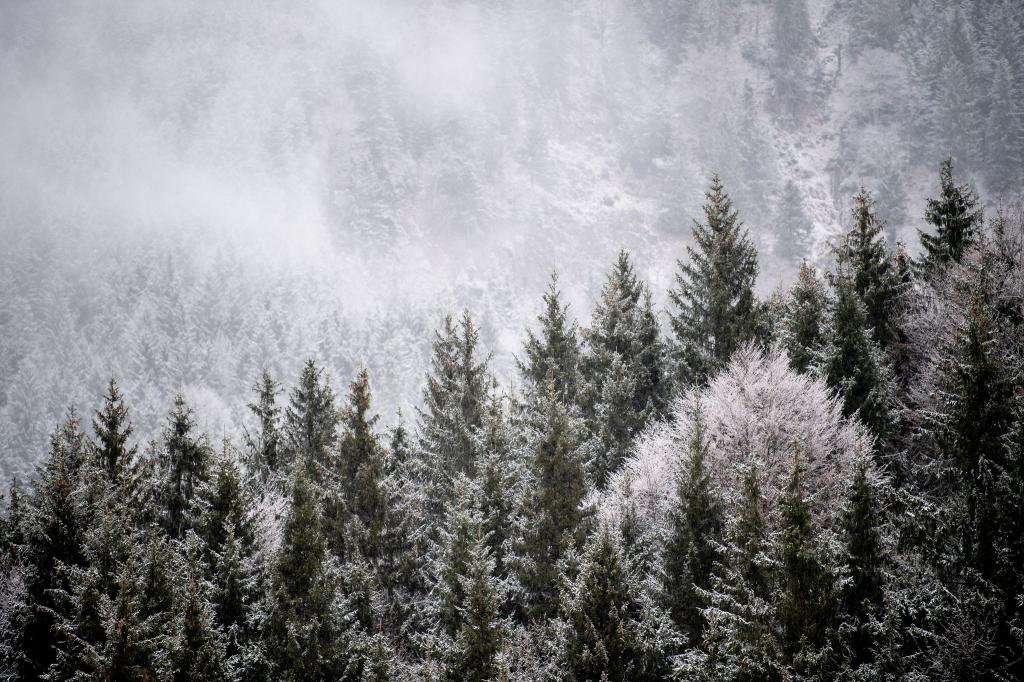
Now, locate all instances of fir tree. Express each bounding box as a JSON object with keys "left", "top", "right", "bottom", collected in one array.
[
  {"left": 590, "top": 354, "right": 639, "bottom": 488},
  {"left": 781, "top": 262, "right": 828, "bottom": 374},
  {"left": 160, "top": 394, "right": 212, "bottom": 539},
  {"left": 201, "top": 442, "right": 256, "bottom": 573},
  {"left": 775, "top": 451, "right": 838, "bottom": 671},
  {"left": 556, "top": 525, "right": 675, "bottom": 682},
  {"left": 244, "top": 368, "right": 282, "bottom": 482},
  {"left": 522, "top": 380, "right": 591, "bottom": 618},
  {"left": 418, "top": 312, "right": 491, "bottom": 483},
  {"left": 817, "top": 271, "right": 893, "bottom": 443},
  {"left": 833, "top": 187, "right": 903, "bottom": 349},
  {"left": 265, "top": 472, "right": 348, "bottom": 681},
  {"left": 283, "top": 359, "right": 338, "bottom": 483},
  {"left": 663, "top": 406, "right": 724, "bottom": 646},
  {"left": 839, "top": 458, "right": 885, "bottom": 670},
  {"left": 443, "top": 532, "right": 507, "bottom": 682},
  {"left": 519, "top": 271, "right": 584, "bottom": 405},
  {"left": 918, "top": 157, "right": 984, "bottom": 275},
  {"left": 669, "top": 174, "right": 762, "bottom": 388},
  {"left": 583, "top": 251, "right": 667, "bottom": 431},
  {"left": 168, "top": 533, "right": 234, "bottom": 682},
  {"left": 92, "top": 378, "right": 136, "bottom": 484}
]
